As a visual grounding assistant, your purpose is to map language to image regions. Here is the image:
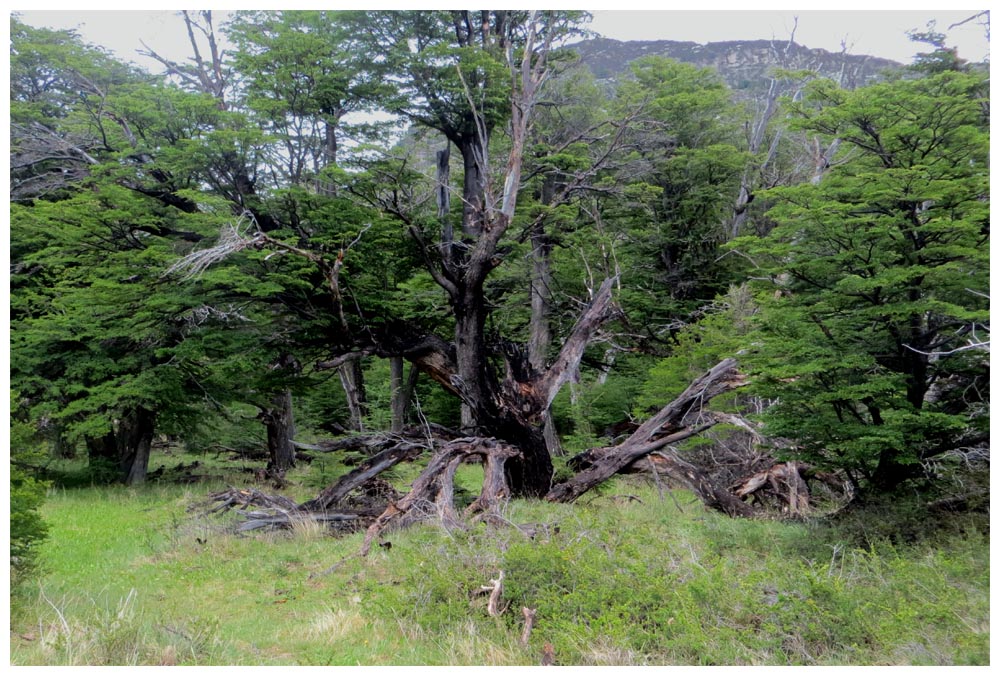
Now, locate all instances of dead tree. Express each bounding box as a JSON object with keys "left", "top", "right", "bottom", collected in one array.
[{"left": 545, "top": 358, "right": 752, "bottom": 516}]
